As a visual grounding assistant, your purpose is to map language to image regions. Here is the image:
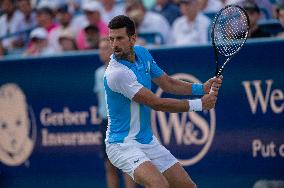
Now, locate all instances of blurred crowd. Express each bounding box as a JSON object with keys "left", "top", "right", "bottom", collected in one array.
[{"left": 0, "top": 0, "right": 284, "bottom": 58}]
